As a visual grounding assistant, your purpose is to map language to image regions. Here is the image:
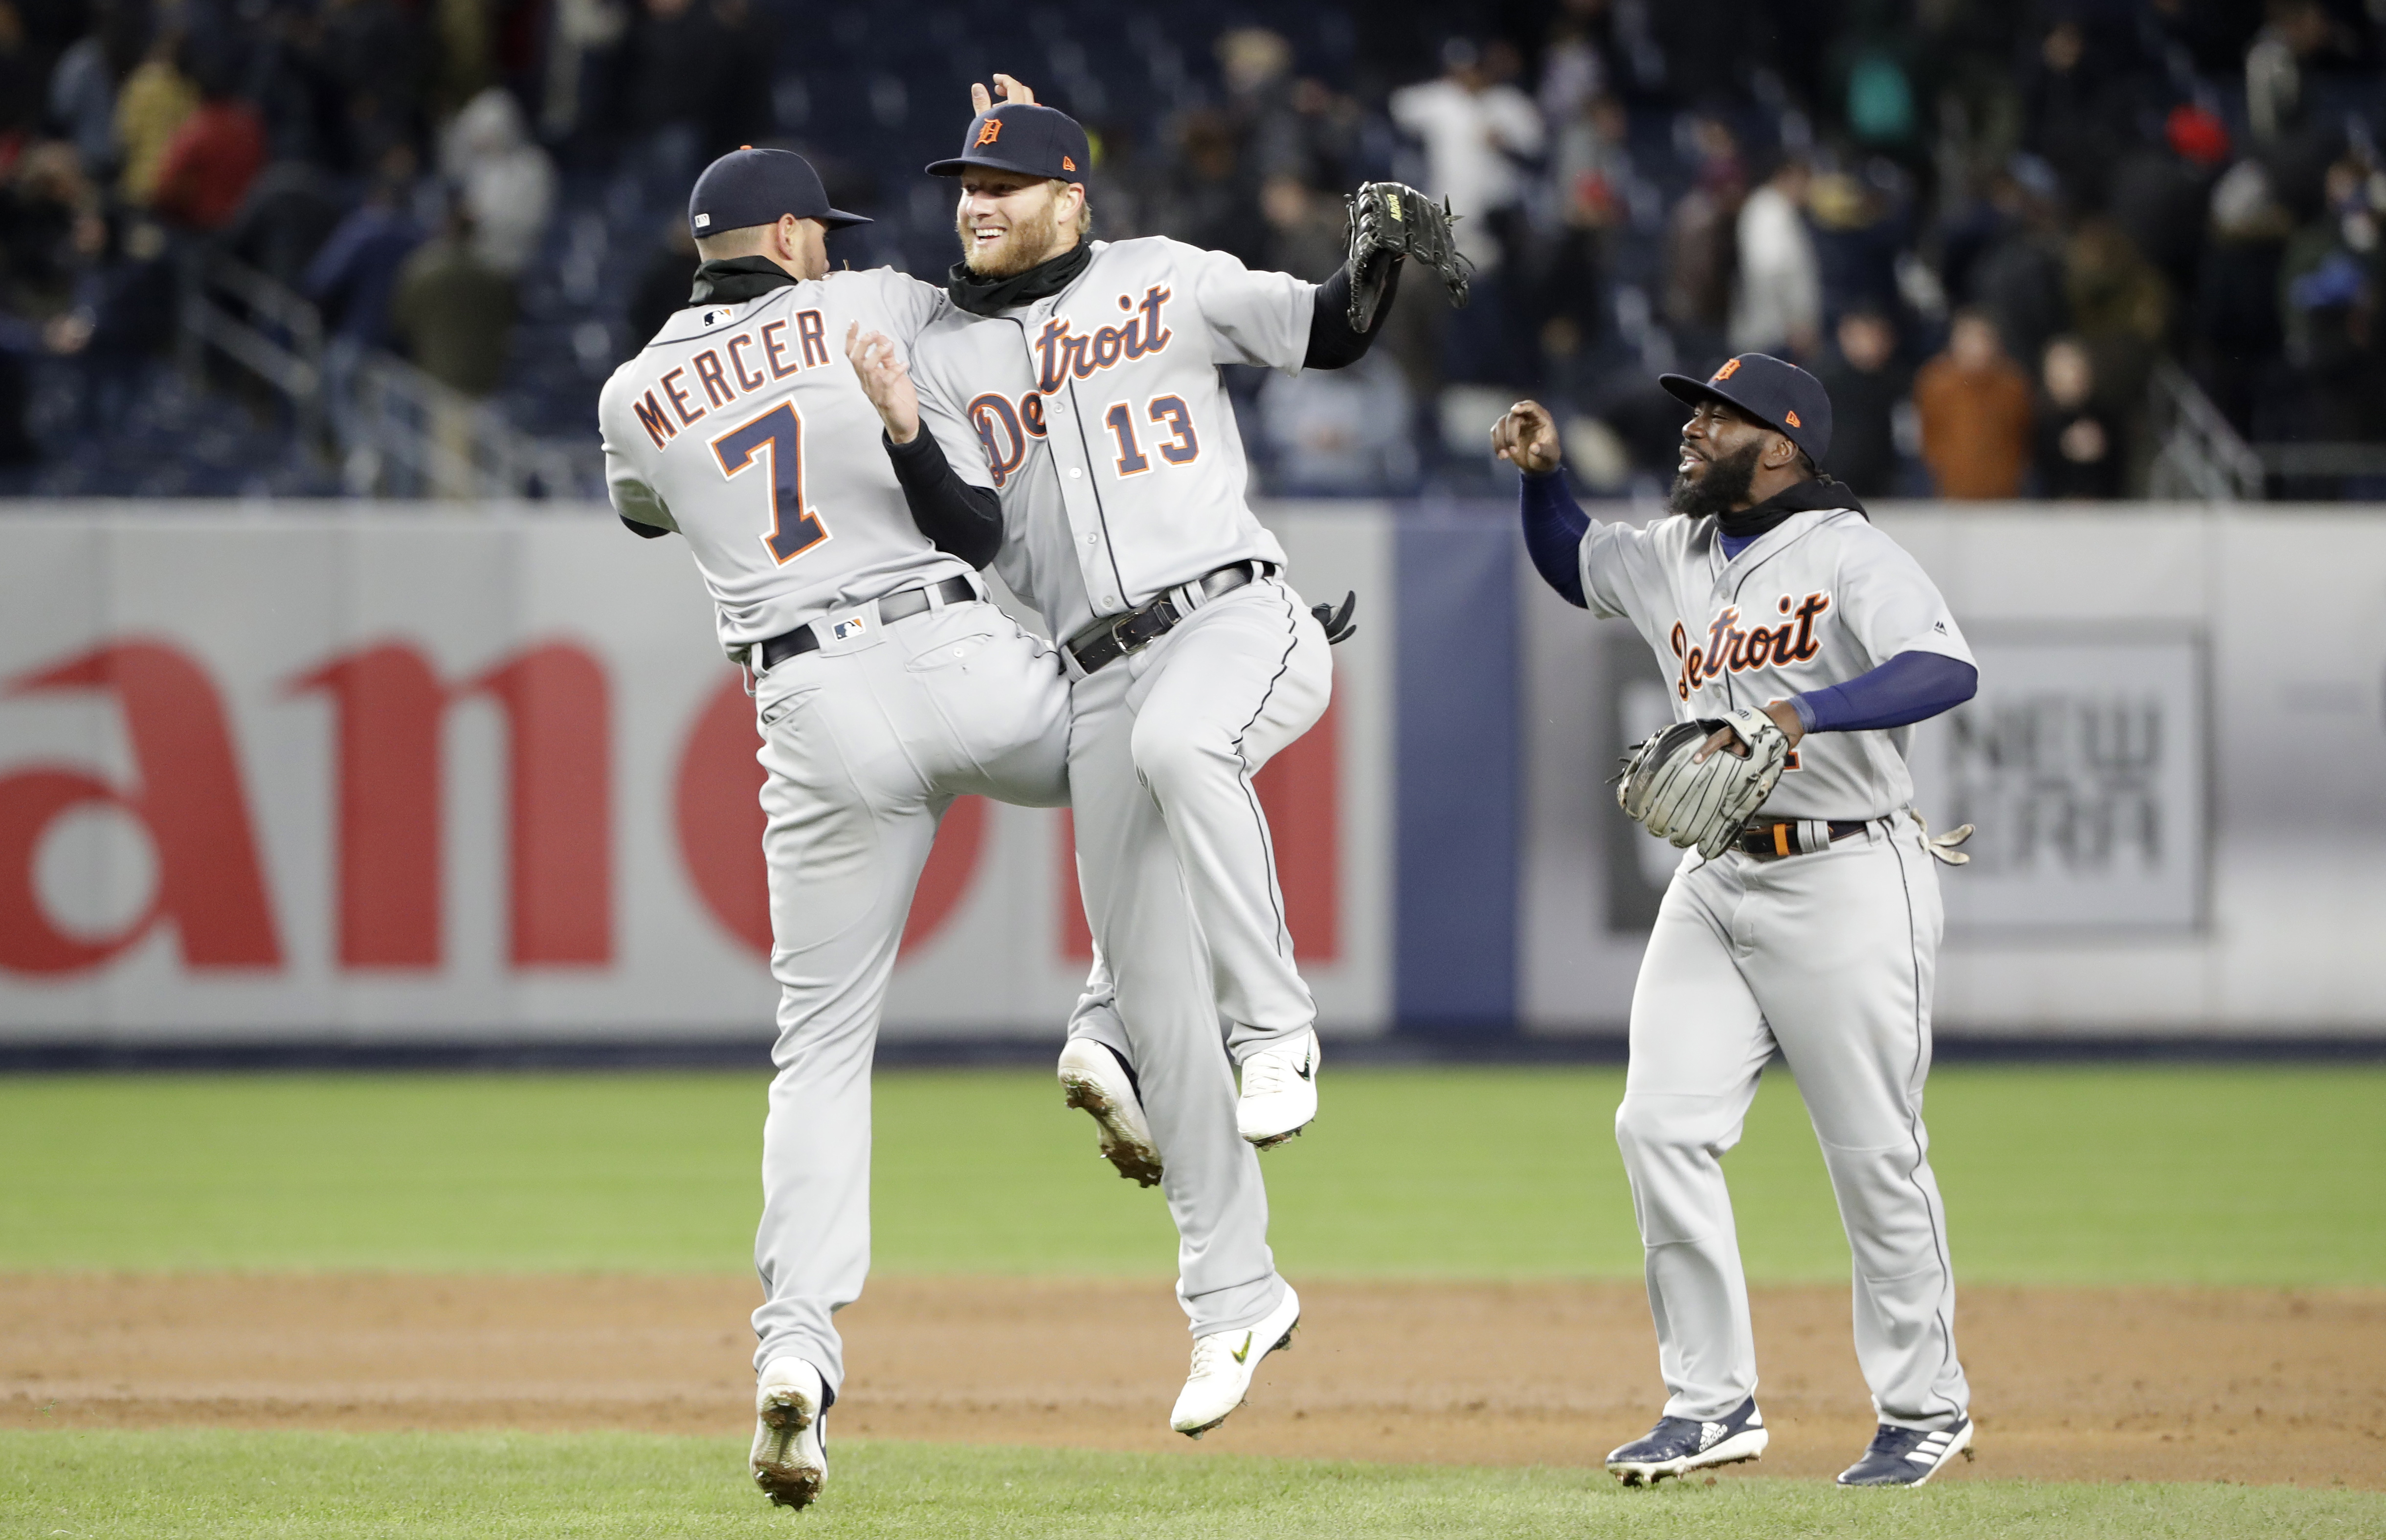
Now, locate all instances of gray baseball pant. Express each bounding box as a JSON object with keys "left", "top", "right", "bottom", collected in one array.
[
  {"left": 1062, "top": 576, "right": 1331, "bottom": 1335},
  {"left": 748, "top": 594, "right": 1072, "bottom": 1392},
  {"left": 1615, "top": 816, "right": 1971, "bottom": 1430}
]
